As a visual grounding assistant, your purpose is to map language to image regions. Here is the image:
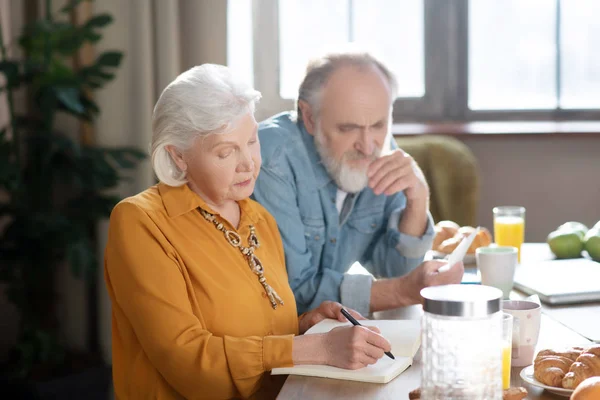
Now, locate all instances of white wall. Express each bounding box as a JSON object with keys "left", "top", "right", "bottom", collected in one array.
[{"left": 459, "top": 135, "right": 600, "bottom": 243}]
